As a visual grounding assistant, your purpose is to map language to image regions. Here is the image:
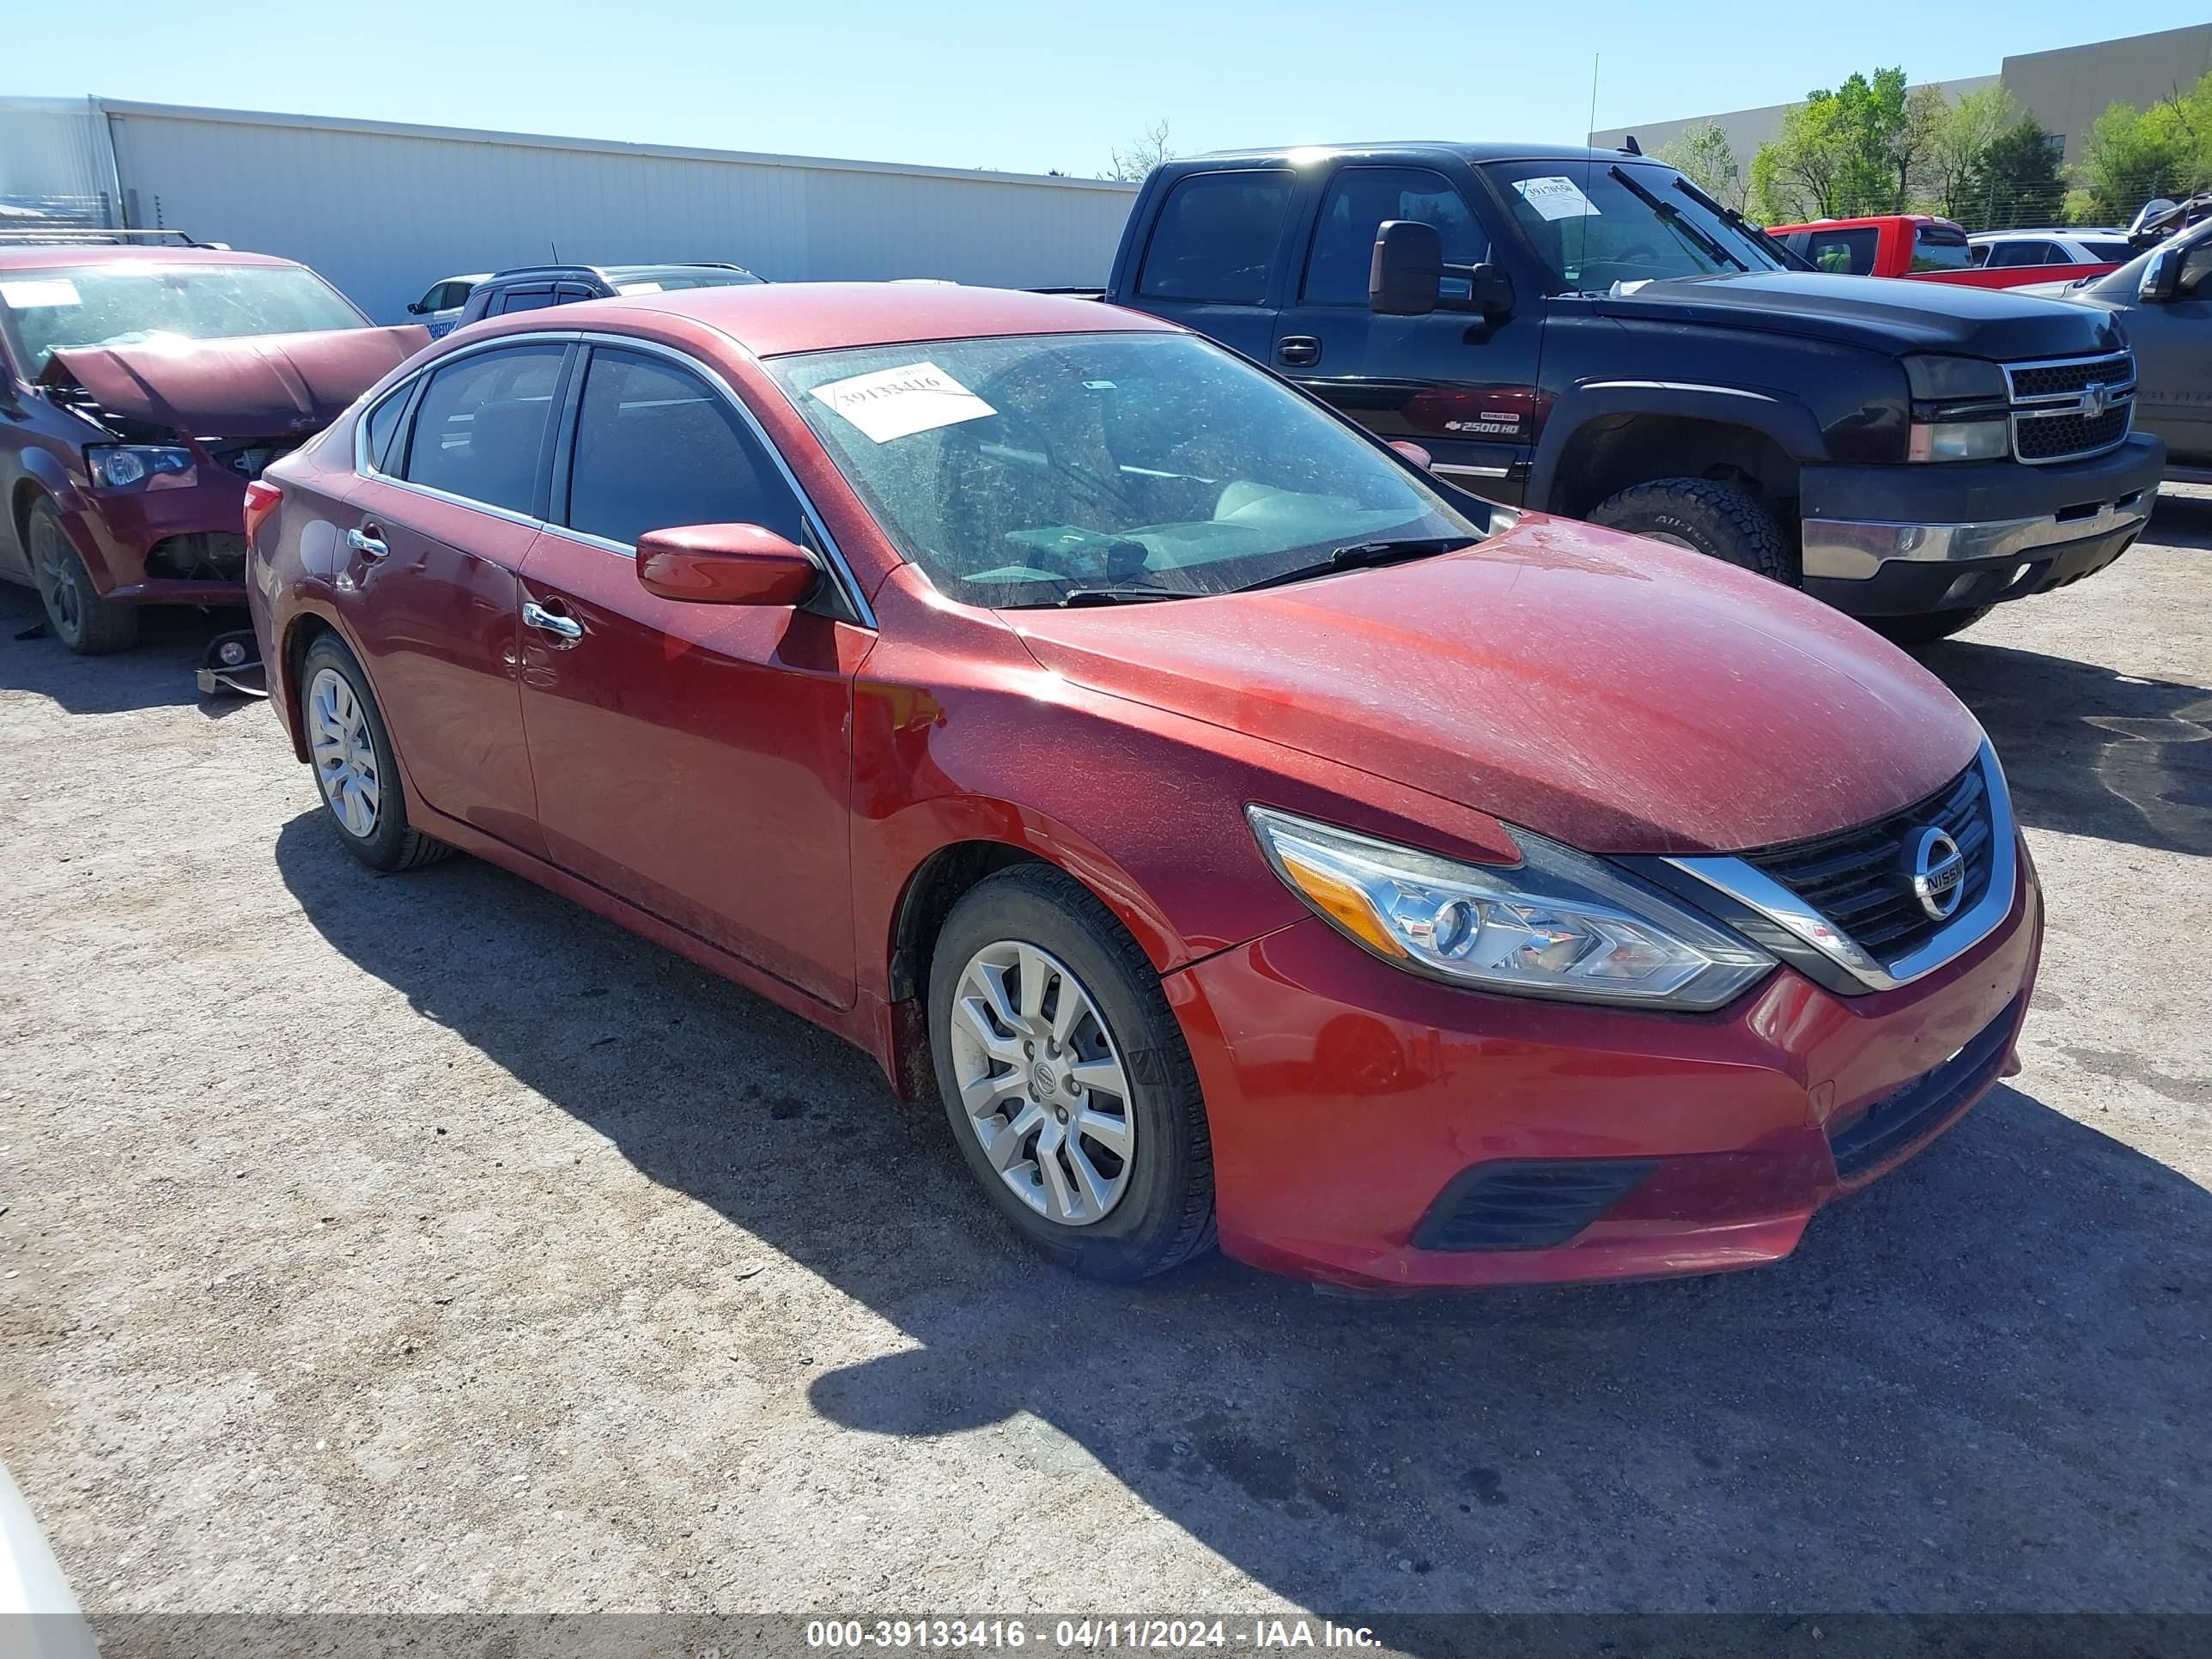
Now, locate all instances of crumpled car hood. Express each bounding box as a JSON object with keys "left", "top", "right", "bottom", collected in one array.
[
  {"left": 42, "top": 325, "right": 428, "bottom": 439},
  {"left": 1006, "top": 514, "right": 1985, "bottom": 856}
]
